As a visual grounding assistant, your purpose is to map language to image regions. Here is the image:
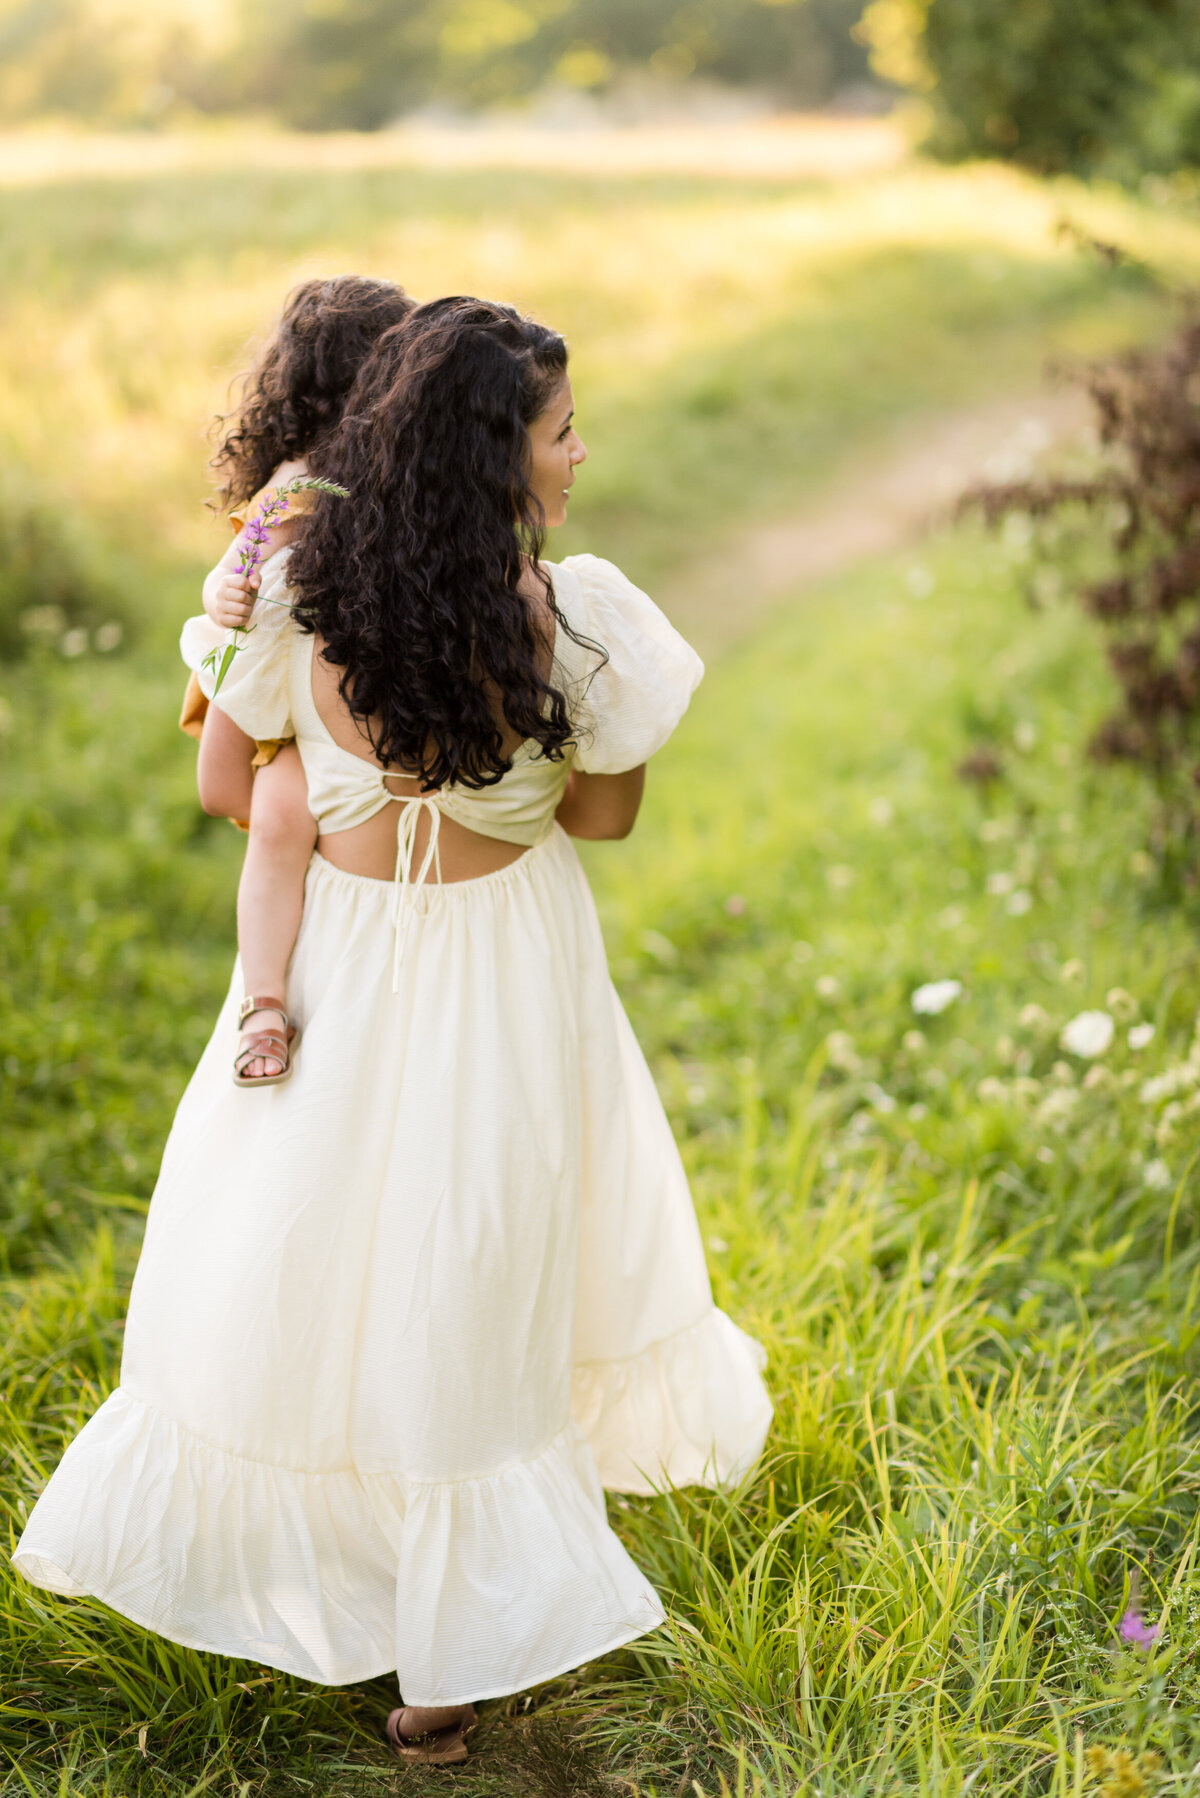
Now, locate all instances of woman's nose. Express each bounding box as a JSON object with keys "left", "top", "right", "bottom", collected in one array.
[{"left": 570, "top": 435, "right": 588, "bottom": 466}]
